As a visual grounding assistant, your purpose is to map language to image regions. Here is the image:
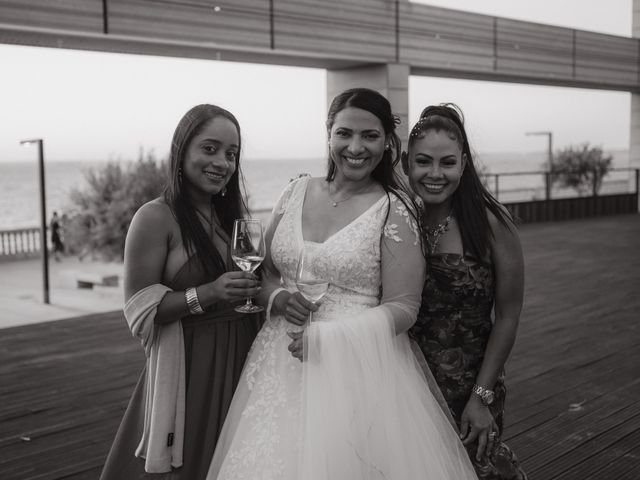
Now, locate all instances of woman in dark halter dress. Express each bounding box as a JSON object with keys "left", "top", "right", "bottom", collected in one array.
[
  {"left": 403, "top": 104, "right": 528, "bottom": 479},
  {"left": 100, "top": 104, "right": 261, "bottom": 480}
]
